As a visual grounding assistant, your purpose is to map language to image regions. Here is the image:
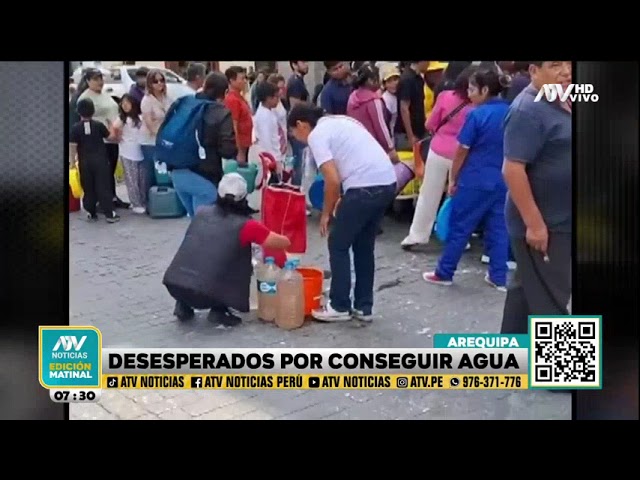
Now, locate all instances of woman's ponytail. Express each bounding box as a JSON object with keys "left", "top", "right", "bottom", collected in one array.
[
  {"left": 471, "top": 69, "right": 511, "bottom": 97},
  {"left": 353, "top": 62, "right": 380, "bottom": 89},
  {"left": 498, "top": 74, "right": 512, "bottom": 92}
]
